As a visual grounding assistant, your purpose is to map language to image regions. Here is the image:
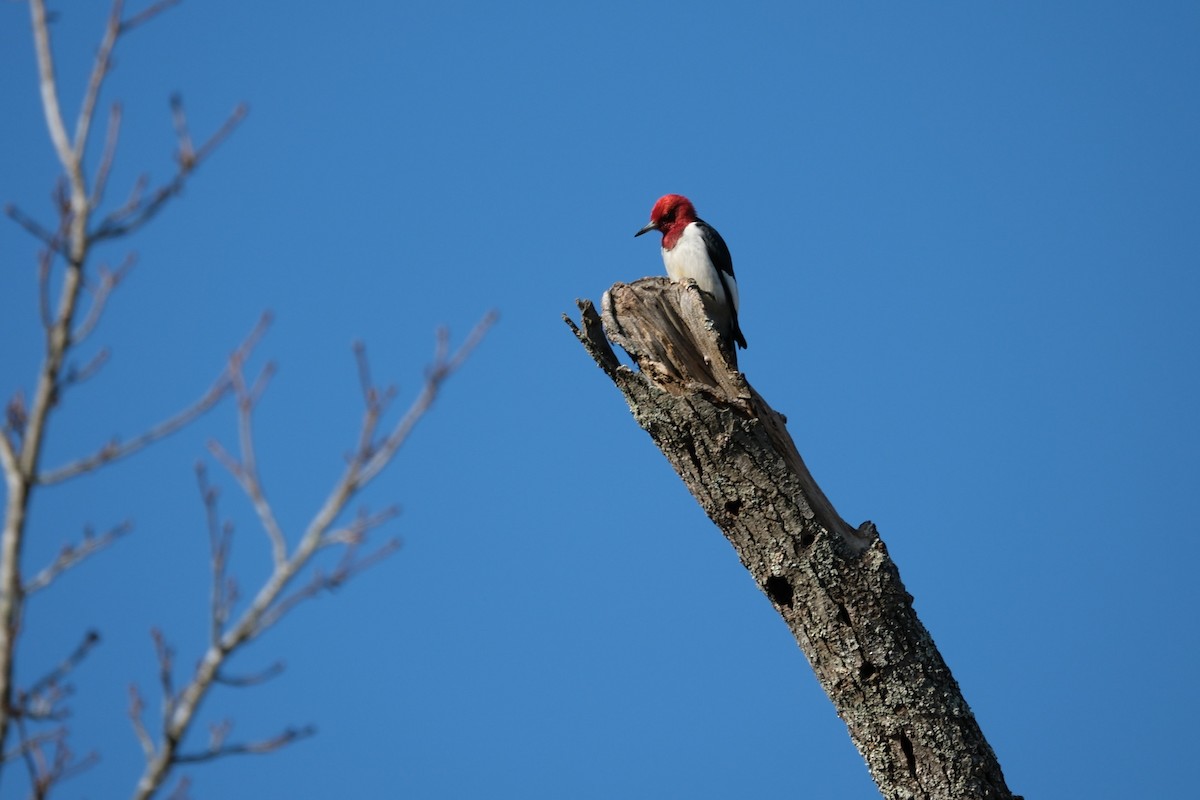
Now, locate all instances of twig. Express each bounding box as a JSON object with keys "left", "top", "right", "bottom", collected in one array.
[
  {"left": 13, "top": 714, "right": 44, "bottom": 799},
  {"left": 36, "top": 311, "right": 276, "bottom": 487},
  {"left": 196, "top": 463, "right": 235, "bottom": 644},
  {"left": 72, "top": 252, "right": 136, "bottom": 345},
  {"left": 92, "top": 103, "right": 247, "bottom": 243},
  {"left": 348, "top": 341, "right": 397, "bottom": 462},
  {"left": 62, "top": 347, "right": 111, "bottom": 390},
  {"left": 15, "top": 683, "right": 71, "bottom": 724},
  {"left": 1, "top": 729, "right": 60, "bottom": 765},
  {"left": 3, "top": 204, "right": 61, "bottom": 250},
  {"left": 352, "top": 341, "right": 373, "bottom": 405},
  {"left": 71, "top": 0, "right": 123, "bottom": 167},
  {"left": 106, "top": 173, "right": 148, "bottom": 227},
  {"left": 356, "top": 311, "right": 497, "bottom": 487},
  {"left": 213, "top": 662, "right": 284, "bottom": 688},
  {"left": 37, "top": 246, "right": 56, "bottom": 331},
  {"left": 12, "top": 718, "right": 98, "bottom": 800},
  {"left": 119, "top": 0, "right": 182, "bottom": 34},
  {"left": 322, "top": 505, "right": 401, "bottom": 547},
  {"left": 254, "top": 538, "right": 401, "bottom": 635},
  {"left": 22, "top": 632, "right": 100, "bottom": 702},
  {"left": 24, "top": 524, "right": 130, "bottom": 595},
  {"left": 128, "top": 685, "right": 155, "bottom": 759},
  {"left": 207, "top": 318, "right": 286, "bottom": 567},
  {"left": 151, "top": 629, "right": 175, "bottom": 721},
  {"left": 189, "top": 103, "right": 248, "bottom": 167},
  {"left": 220, "top": 366, "right": 285, "bottom": 565},
  {"left": 3, "top": 391, "right": 27, "bottom": 443},
  {"left": 35, "top": 373, "right": 230, "bottom": 485},
  {"left": 164, "top": 775, "right": 191, "bottom": 800},
  {"left": 170, "top": 94, "right": 195, "bottom": 170},
  {"left": 174, "top": 725, "right": 315, "bottom": 764},
  {"left": 90, "top": 102, "right": 123, "bottom": 208}
]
